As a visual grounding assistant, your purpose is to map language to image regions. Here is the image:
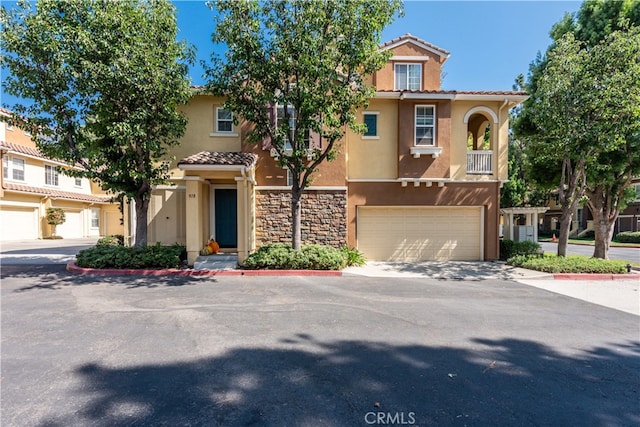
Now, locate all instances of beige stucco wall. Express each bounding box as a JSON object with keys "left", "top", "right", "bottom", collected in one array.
[
  {"left": 168, "top": 95, "right": 243, "bottom": 179},
  {"left": 375, "top": 43, "right": 445, "bottom": 92},
  {"left": 347, "top": 98, "right": 398, "bottom": 179}
]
